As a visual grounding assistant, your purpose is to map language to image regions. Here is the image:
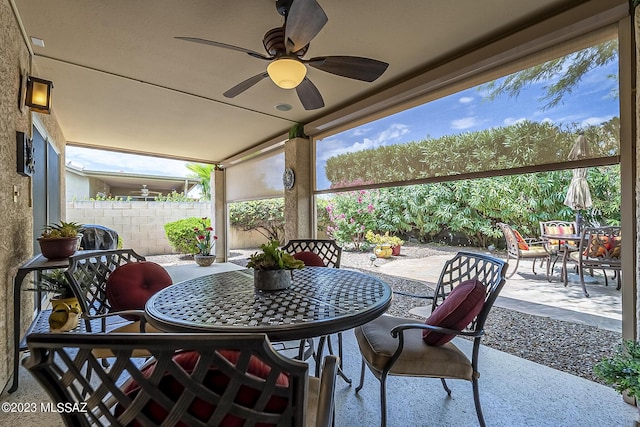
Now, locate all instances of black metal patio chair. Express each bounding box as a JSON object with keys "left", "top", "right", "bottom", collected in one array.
[
  {"left": 24, "top": 332, "right": 339, "bottom": 427},
  {"left": 354, "top": 251, "right": 507, "bottom": 427},
  {"left": 281, "top": 239, "right": 349, "bottom": 382}
]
